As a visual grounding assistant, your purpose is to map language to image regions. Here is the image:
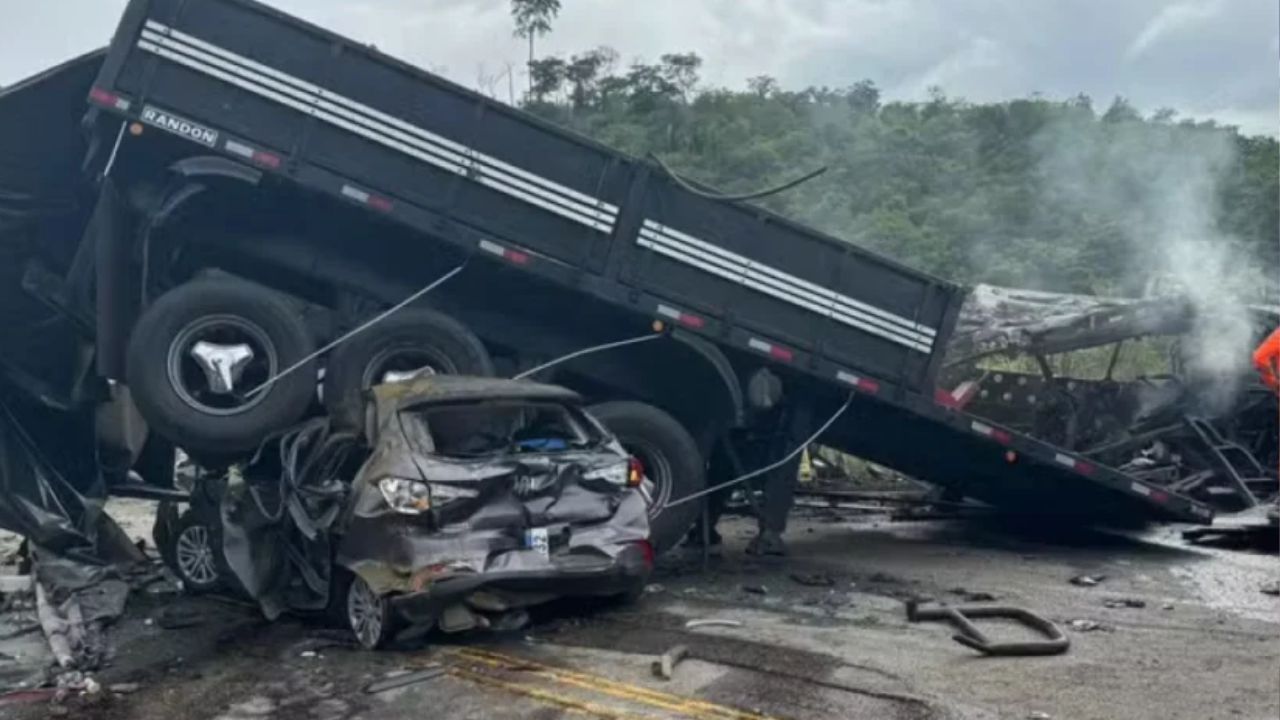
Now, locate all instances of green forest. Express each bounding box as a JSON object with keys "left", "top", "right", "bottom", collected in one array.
[{"left": 516, "top": 48, "right": 1279, "bottom": 301}]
